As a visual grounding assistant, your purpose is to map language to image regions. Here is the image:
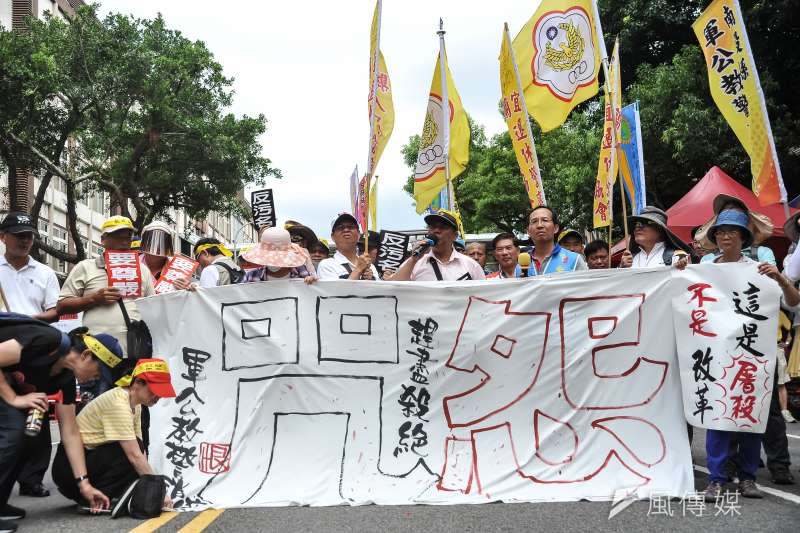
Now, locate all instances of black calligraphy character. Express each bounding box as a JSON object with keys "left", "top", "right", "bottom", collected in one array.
[
  {"left": 182, "top": 347, "right": 211, "bottom": 385},
  {"left": 179, "top": 402, "right": 198, "bottom": 417},
  {"left": 732, "top": 95, "right": 749, "bottom": 116},
  {"left": 175, "top": 386, "right": 204, "bottom": 405},
  {"left": 691, "top": 347, "right": 717, "bottom": 382},
  {"left": 693, "top": 383, "right": 712, "bottom": 423},
  {"left": 732, "top": 283, "right": 767, "bottom": 321},
  {"left": 409, "top": 317, "right": 438, "bottom": 348},
  {"left": 720, "top": 69, "right": 745, "bottom": 96},
  {"left": 722, "top": 5, "right": 736, "bottom": 27},
  {"left": 167, "top": 416, "right": 203, "bottom": 443},
  {"left": 165, "top": 441, "right": 197, "bottom": 469},
  {"left": 409, "top": 359, "right": 430, "bottom": 385},
  {"left": 167, "top": 473, "right": 187, "bottom": 500},
  {"left": 735, "top": 323, "right": 764, "bottom": 358},
  {"left": 704, "top": 19, "right": 725, "bottom": 47},
  {"left": 410, "top": 423, "right": 429, "bottom": 456},
  {"left": 711, "top": 48, "right": 734, "bottom": 73},
  {"left": 398, "top": 384, "right": 430, "bottom": 420}
]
